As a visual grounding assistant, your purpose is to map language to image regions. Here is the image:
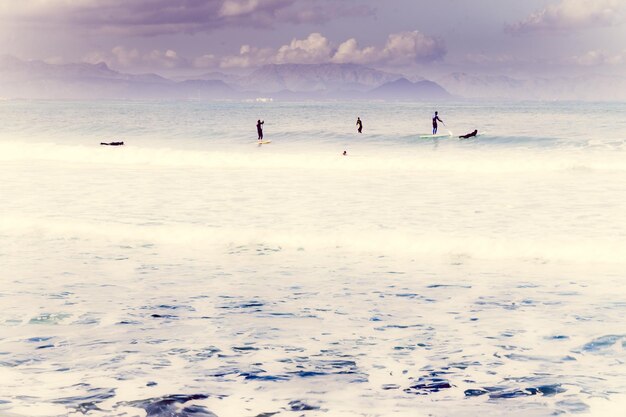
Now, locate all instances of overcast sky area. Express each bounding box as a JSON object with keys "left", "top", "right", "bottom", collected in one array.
[{"left": 1, "top": 0, "right": 625, "bottom": 78}]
